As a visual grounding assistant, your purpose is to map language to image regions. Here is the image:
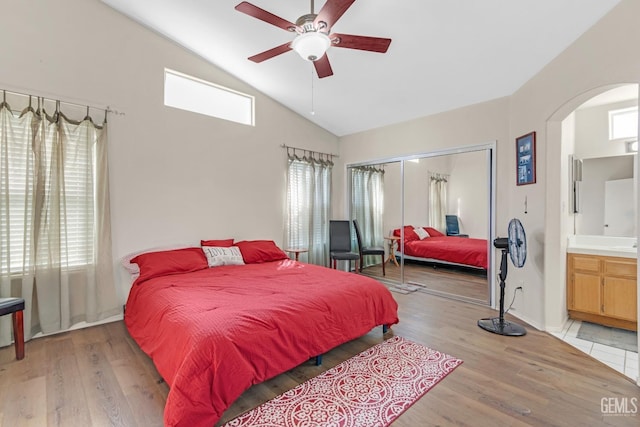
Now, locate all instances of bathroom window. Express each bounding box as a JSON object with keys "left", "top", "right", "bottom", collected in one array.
[{"left": 608, "top": 106, "right": 638, "bottom": 141}]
